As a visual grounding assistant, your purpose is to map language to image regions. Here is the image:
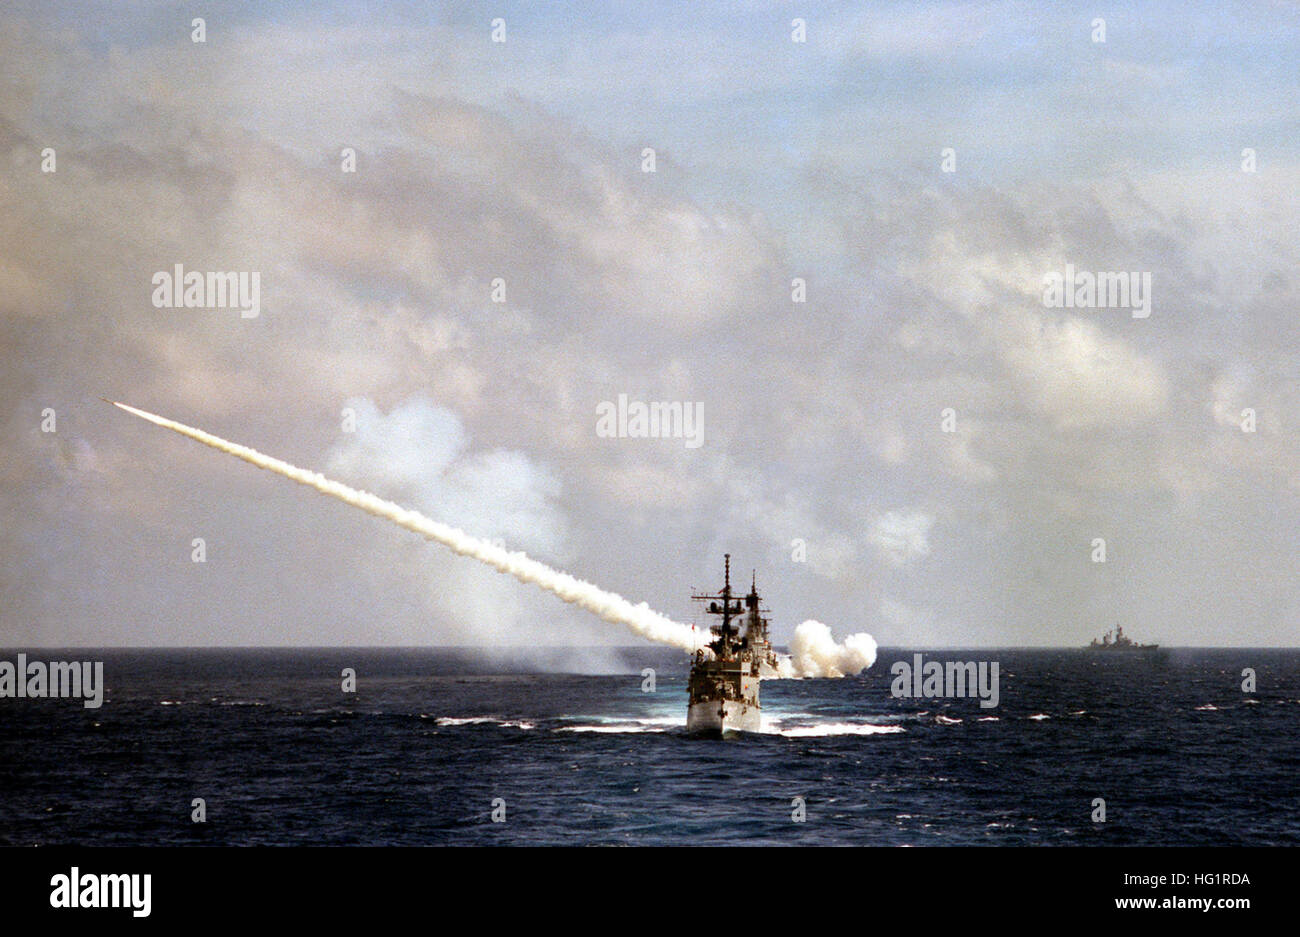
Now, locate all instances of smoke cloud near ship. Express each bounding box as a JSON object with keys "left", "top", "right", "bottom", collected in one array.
[
  {"left": 107, "top": 401, "right": 875, "bottom": 679},
  {"left": 778, "top": 621, "right": 878, "bottom": 679}
]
